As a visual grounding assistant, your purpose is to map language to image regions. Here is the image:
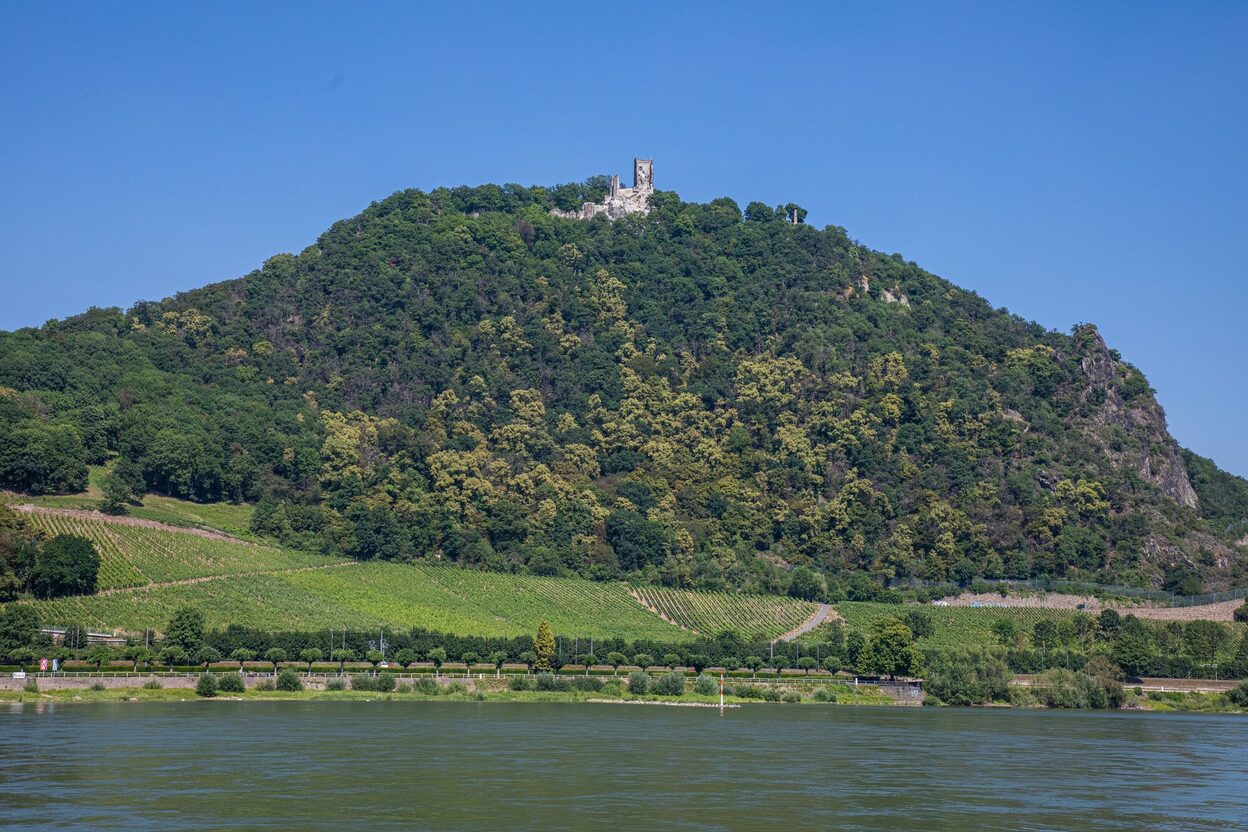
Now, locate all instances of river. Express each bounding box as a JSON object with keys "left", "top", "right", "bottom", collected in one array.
[{"left": 2, "top": 701, "right": 1245, "bottom": 830}]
